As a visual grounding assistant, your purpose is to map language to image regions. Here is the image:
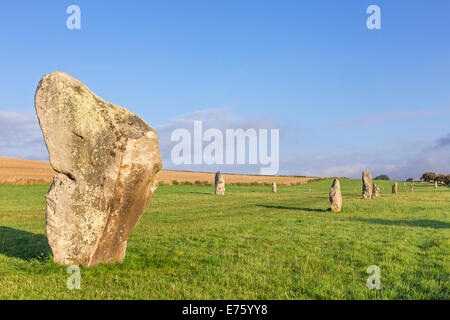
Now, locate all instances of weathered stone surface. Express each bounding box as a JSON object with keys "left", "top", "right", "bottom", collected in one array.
[
  {"left": 272, "top": 182, "right": 277, "bottom": 193},
  {"left": 392, "top": 182, "right": 398, "bottom": 194},
  {"left": 373, "top": 183, "right": 380, "bottom": 197},
  {"left": 329, "top": 179, "right": 342, "bottom": 212},
  {"left": 215, "top": 171, "right": 225, "bottom": 195},
  {"left": 362, "top": 172, "right": 373, "bottom": 199},
  {"left": 35, "top": 71, "right": 162, "bottom": 266}
]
